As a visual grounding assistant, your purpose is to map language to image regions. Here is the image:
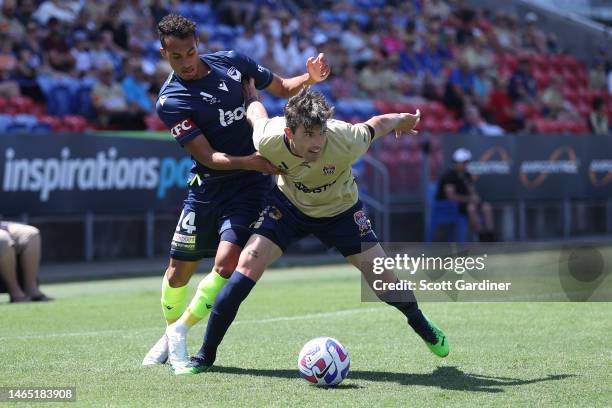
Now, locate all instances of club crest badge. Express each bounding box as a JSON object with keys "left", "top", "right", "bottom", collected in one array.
[
  {"left": 323, "top": 164, "right": 336, "bottom": 175},
  {"left": 353, "top": 210, "right": 372, "bottom": 237}
]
